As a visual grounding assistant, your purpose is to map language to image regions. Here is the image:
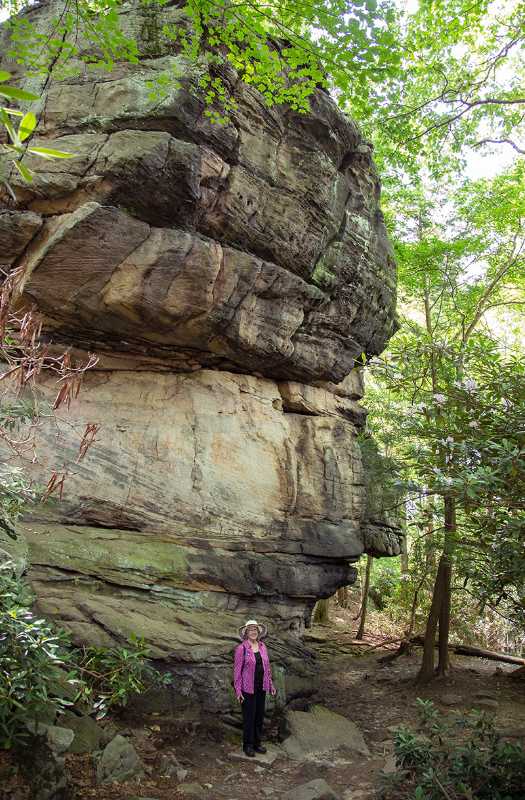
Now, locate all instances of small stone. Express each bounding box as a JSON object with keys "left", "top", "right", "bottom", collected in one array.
[
  {"left": 96, "top": 734, "right": 145, "bottom": 784},
  {"left": 230, "top": 744, "right": 282, "bottom": 765},
  {"left": 473, "top": 698, "right": 499, "bottom": 711},
  {"left": 158, "top": 753, "right": 180, "bottom": 777},
  {"left": 57, "top": 710, "right": 105, "bottom": 753},
  {"left": 178, "top": 783, "right": 208, "bottom": 798},
  {"left": 46, "top": 725, "right": 75, "bottom": 756},
  {"left": 439, "top": 693, "right": 463, "bottom": 707},
  {"left": 382, "top": 754, "right": 397, "bottom": 775},
  {"left": 26, "top": 722, "right": 75, "bottom": 756},
  {"left": 282, "top": 778, "right": 339, "bottom": 800},
  {"left": 99, "top": 722, "right": 119, "bottom": 746}
]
